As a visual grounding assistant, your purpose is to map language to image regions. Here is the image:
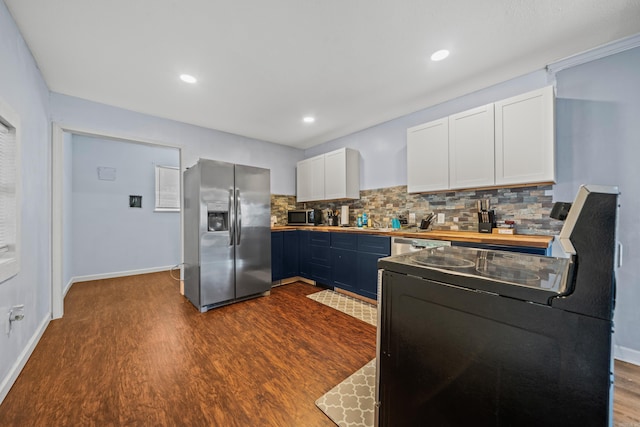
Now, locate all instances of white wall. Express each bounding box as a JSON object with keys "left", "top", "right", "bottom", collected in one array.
[
  {"left": 62, "top": 132, "right": 73, "bottom": 293},
  {"left": 0, "top": 0, "right": 52, "bottom": 403},
  {"left": 49, "top": 93, "right": 304, "bottom": 195},
  {"left": 553, "top": 46, "right": 640, "bottom": 363},
  {"left": 70, "top": 135, "right": 180, "bottom": 279},
  {"left": 305, "top": 70, "right": 551, "bottom": 190}
]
